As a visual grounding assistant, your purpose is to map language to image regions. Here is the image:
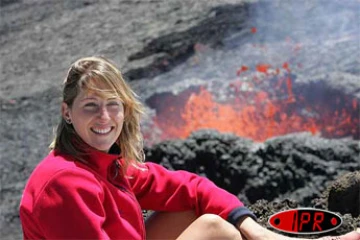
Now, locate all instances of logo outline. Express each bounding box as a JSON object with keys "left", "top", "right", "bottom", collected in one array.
[{"left": 268, "top": 207, "right": 343, "bottom": 235}]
